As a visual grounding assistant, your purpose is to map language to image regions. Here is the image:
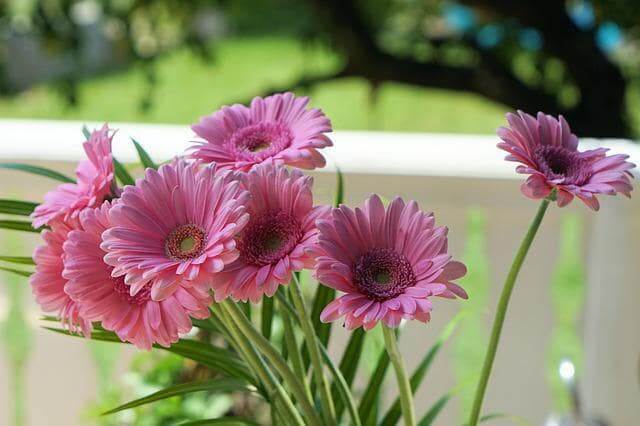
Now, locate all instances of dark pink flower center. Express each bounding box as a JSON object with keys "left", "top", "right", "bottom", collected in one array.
[
  {"left": 534, "top": 145, "right": 590, "bottom": 185},
  {"left": 165, "top": 224, "right": 207, "bottom": 261},
  {"left": 239, "top": 209, "right": 302, "bottom": 266},
  {"left": 228, "top": 122, "right": 293, "bottom": 161},
  {"left": 113, "top": 276, "right": 151, "bottom": 306},
  {"left": 353, "top": 248, "right": 416, "bottom": 301}
]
